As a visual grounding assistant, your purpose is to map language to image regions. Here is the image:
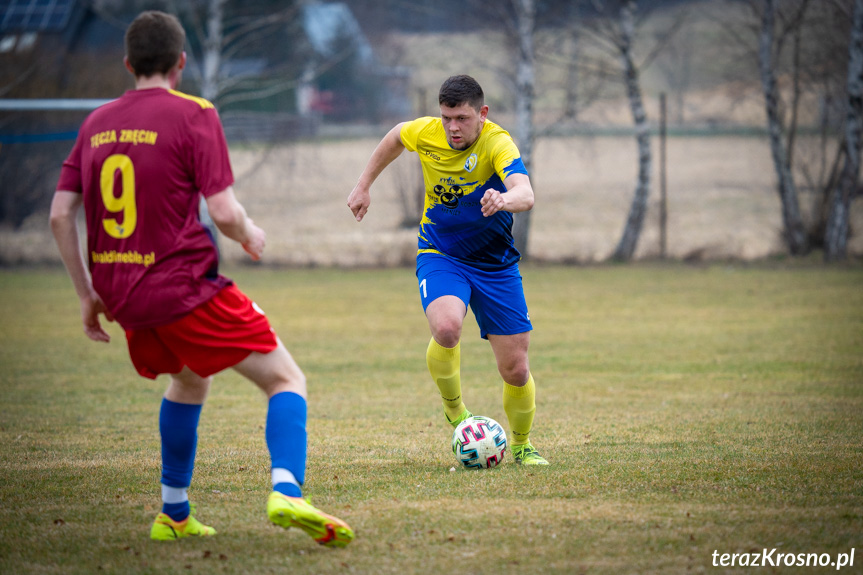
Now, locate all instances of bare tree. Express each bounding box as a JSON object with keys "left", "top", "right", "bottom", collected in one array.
[
  {"left": 199, "top": 0, "right": 225, "bottom": 102},
  {"left": 574, "top": 0, "right": 682, "bottom": 261},
  {"left": 476, "top": 0, "right": 673, "bottom": 260},
  {"left": 825, "top": 0, "right": 863, "bottom": 261},
  {"left": 510, "top": 0, "right": 537, "bottom": 257},
  {"left": 174, "top": 0, "right": 309, "bottom": 108},
  {"left": 719, "top": 0, "right": 855, "bottom": 254},
  {"left": 562, "top": 25, "right": 581, "bottom": 121},
  {"left": 167, "top": 0, "right": 310, "bottom": 249},
  {"left": 757, "top": 0, "right": 809, "bottom": 255},
  {"left": 611, "top": 1, "right": 652, "bottom": 260},
  {"left": 444, "top": 0, "right": 538, "bottom": 257},
  {"left": 185, "top": 0, "right": 226, "bottom": 245}
]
